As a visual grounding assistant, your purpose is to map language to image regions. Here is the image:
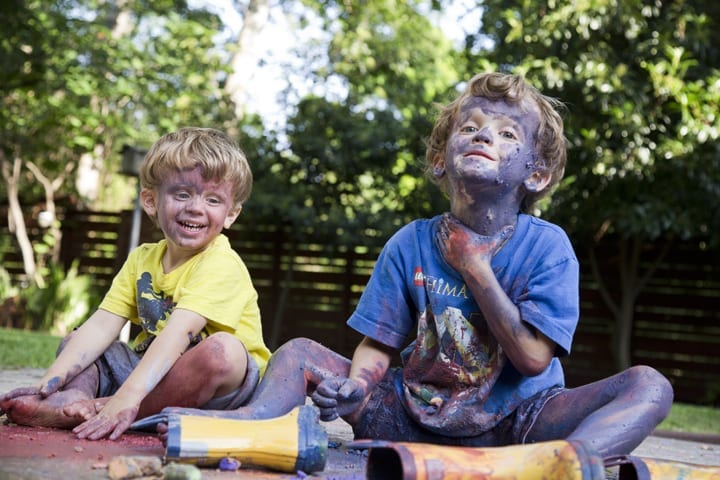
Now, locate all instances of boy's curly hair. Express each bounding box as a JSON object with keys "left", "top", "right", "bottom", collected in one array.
[
  {"left": 140, "top": 127, "right": 253, "bottom": 209},
  {"left": 424, "top": 72, "right": 567, "bottom": 213}
]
